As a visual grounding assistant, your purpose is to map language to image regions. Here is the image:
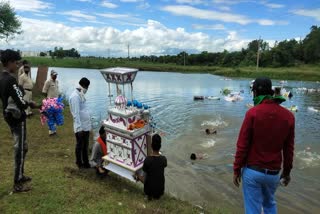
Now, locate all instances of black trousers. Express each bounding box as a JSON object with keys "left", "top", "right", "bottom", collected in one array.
[
  {"left": 7, "top": 120, "right": 28, "bottom": 184},
  {"left": 75, "top": 131, "right": 90, "bottom": 167}
]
